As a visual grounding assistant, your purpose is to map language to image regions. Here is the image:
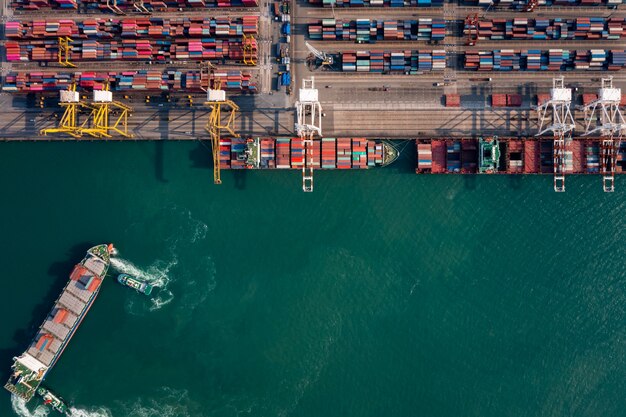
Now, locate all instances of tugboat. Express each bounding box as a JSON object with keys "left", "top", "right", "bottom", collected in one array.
[
  {"left": 117, "top": 274, "right": 153, "bottom": 296},
  {"left": 37, "top": 387, "right": 68, "bottom": 414}
]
